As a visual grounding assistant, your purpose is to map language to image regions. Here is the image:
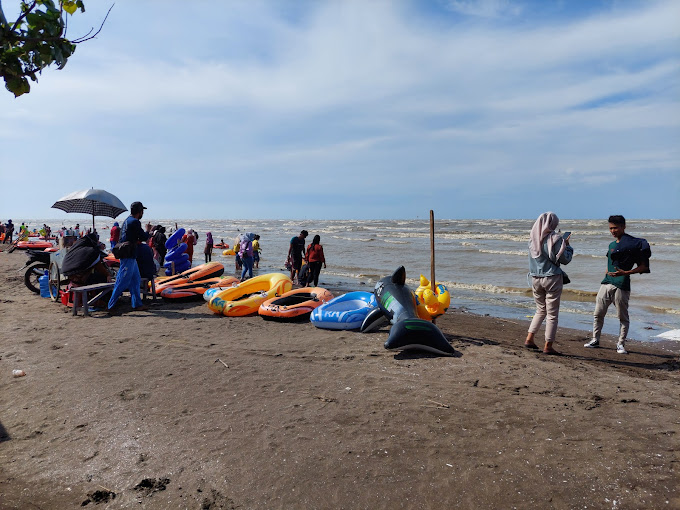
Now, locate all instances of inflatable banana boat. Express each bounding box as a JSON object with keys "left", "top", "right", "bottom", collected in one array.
[
  {"left": 310, "top": 291, "right": 378, "bottom": 330},
  {"left": 259, "top": 287, "right": 334, "bottom": 321},
  {"left": 415, "top": 275, "right": 451, "bottom": 320},
  {"left": 207, "top": 273, "right": 292, "bottom": 317}
]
